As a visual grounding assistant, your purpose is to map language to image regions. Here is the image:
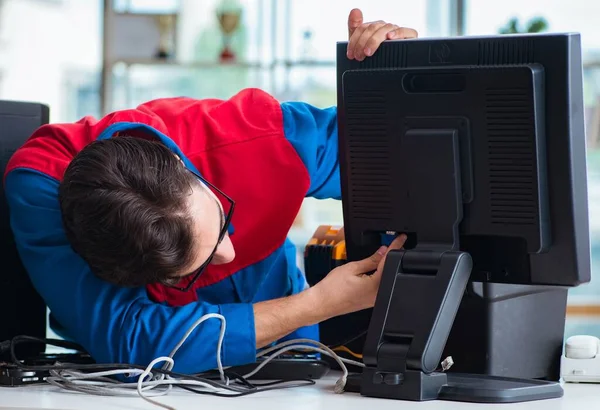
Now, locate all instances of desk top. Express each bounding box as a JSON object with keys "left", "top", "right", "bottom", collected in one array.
[{"left": 0, "top": 373, "right": 598, "bottom": 410}]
